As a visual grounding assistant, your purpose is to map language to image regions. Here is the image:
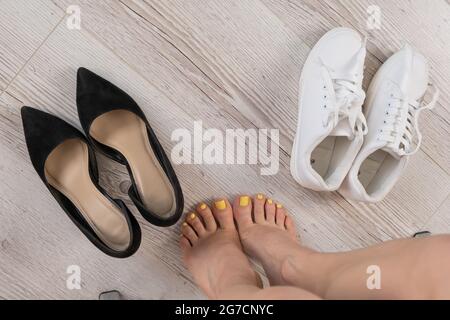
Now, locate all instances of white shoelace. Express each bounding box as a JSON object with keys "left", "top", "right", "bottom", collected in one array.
[
  {"left": 320, "top": 64, "right": 368, "bottom": 136},
  {"left": 379, "top": 84, "right": 439, "bottom": 156}
]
